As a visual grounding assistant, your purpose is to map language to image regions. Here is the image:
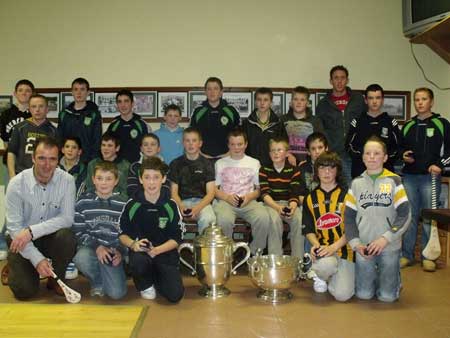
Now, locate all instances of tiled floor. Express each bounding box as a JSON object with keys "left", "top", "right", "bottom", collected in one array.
[{"left": 1, "top": 261, "right": 449, "bottom": 338}]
